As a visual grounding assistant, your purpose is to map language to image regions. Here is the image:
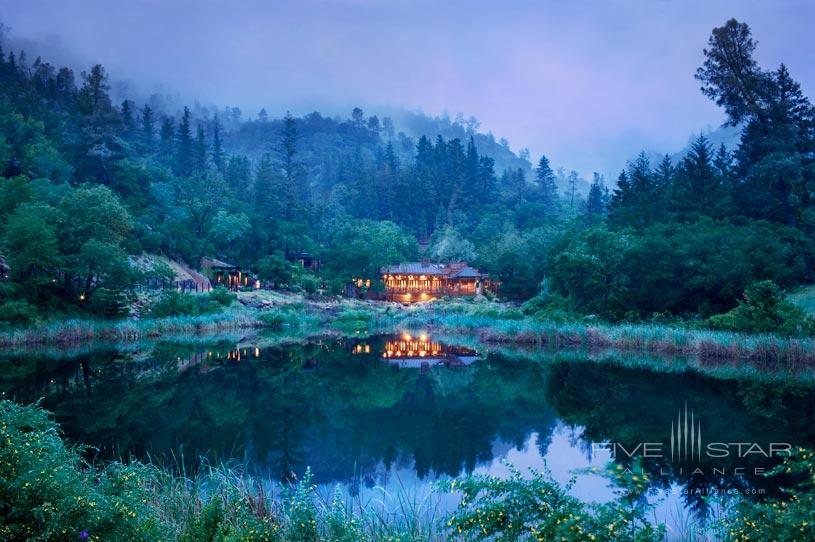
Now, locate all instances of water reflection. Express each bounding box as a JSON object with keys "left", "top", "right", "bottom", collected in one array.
[
  {"left": 352, "top": 333, "right": 480, "bottom": 369},
  {"left": 2, "top": 334, "right": 814, "bottom": 519}
]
